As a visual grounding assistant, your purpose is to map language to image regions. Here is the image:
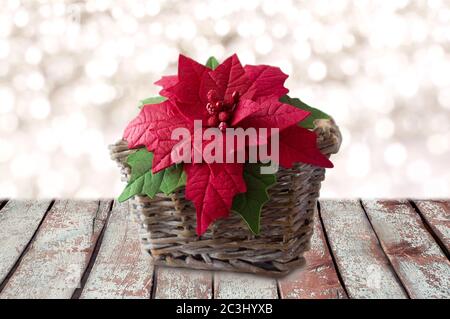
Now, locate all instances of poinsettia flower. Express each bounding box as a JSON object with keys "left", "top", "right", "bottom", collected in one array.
[{"left": 124, "top": 54, "right": 332, "bottom": 235}]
